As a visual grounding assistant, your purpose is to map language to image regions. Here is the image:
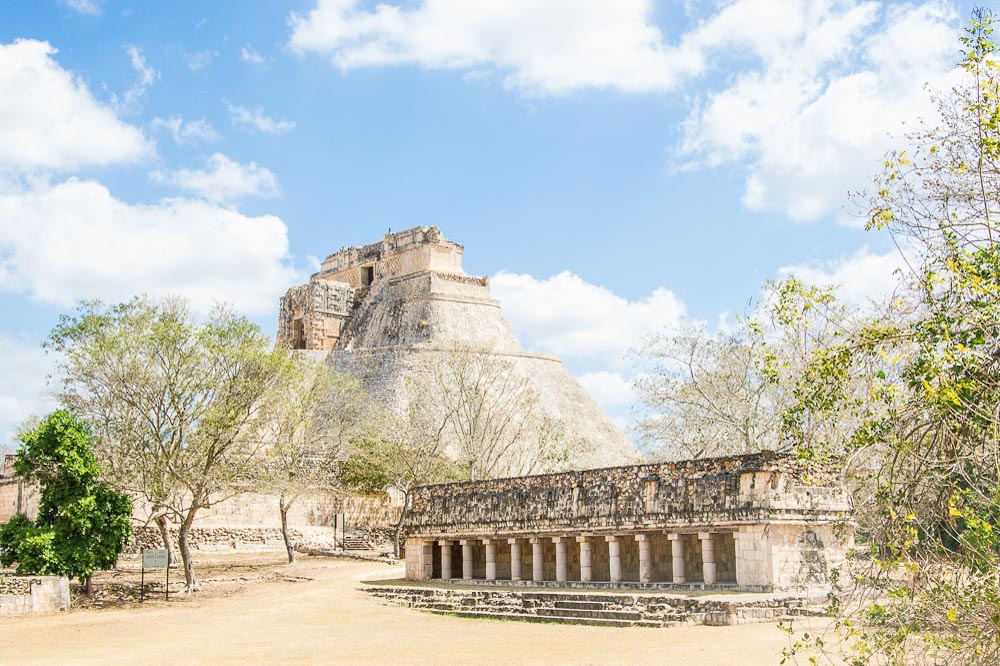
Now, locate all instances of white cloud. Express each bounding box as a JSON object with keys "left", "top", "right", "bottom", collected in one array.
[
  {"left": 779, "top": 246, "right": 908, "bottom": 305},
  {"left": 112, "top": 44, "right": 159, "bottom": 113},
  {"left": 0, "top": 39, "right": 152, "bottom": 171},
  {"left": 226, "top": 102, "right": 296, "bottom": 134},
  {"left": 0, "top": 336, "right": 56, "bottom": 449},
  {"left": 678, "top": 1, "right": 960, "bottom": 223},
  {"left": 60, "top": 0, "right": 101, "bottom": 15},
  {"left": 151, "top": 153, "right": 280, "bottom": 204},
  {"left": 241, "top": 45, "right": 267, "bottom": 64},
  {"left": 491, "top": 270, "right": 686, "bottom": 370},
  {"left": 151, "top": 116, "right": 220, "bottom": 144},
  {"left": 0, "top": 178, "right": 301, "bottom": 315},
  {"left": 186, "top": 49, "right": 220, "bottom": 71},
  {"left": 577, "top": 370, "right": 637, "bottom": 410},
  {"left": 288, "top": 0, "right": 705, "bottom": 96},
  {"left": 287, "top": 1, "right": 962, "bottom": 225}
]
